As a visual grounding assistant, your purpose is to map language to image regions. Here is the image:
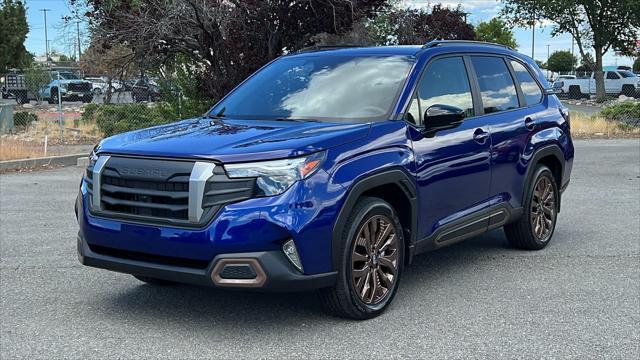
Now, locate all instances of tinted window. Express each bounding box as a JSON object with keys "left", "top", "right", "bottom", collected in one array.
[
  {"left": 618, "top": 70, "right": 636, "bottom": 78},
  {"left": 606, "top": 71, "right": 620, "bottom": 80},
  {"left": 471, "top": 56, "right": 519, "bottom": 113},
  {"left": 418, "top": 56, "right": 474, "bottom": 121},
  {"left": 510, "top": 60, "right": 542, "bottom": 106},
  {"left": 209, "top": 55, "right": 414, "bottom": 122}
]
